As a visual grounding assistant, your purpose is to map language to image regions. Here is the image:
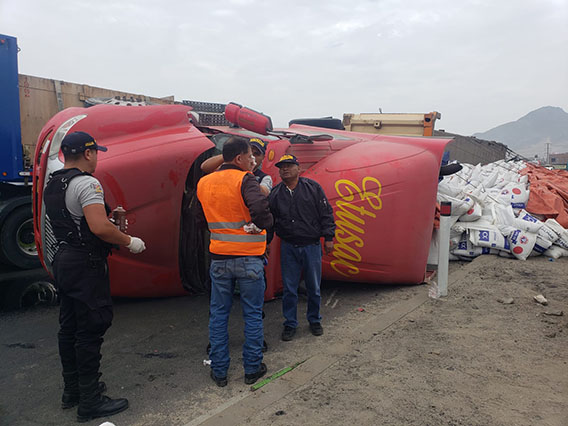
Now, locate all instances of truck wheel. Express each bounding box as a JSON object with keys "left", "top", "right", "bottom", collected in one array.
[
  {"left": 1, "top": 280, "right": 57, "bottom": 311},
  {"left": 0, "top": 206, "right": 40, "bottom": 269}
]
